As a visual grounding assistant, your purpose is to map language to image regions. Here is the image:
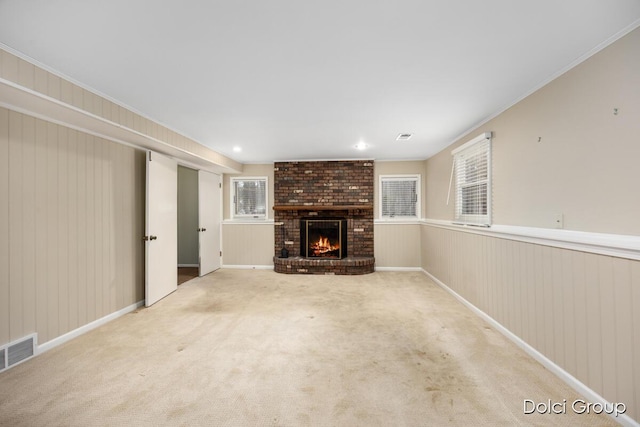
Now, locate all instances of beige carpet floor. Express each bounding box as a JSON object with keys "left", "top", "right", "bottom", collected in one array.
[{"left": 0, "top": 270, "right": 617, "bottom": 426}]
